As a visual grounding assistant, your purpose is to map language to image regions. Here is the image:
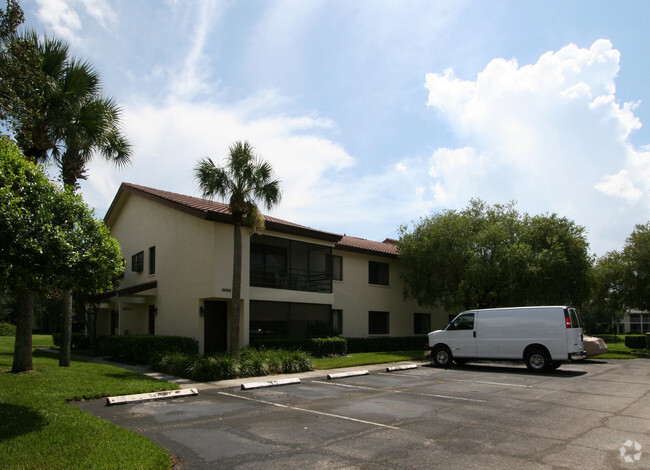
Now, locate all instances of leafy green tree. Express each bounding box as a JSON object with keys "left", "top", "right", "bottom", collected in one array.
[
  {"left": 195, "top": 141, "right": 281, "bottom": 355},
  {"left": 620, "top": 222, "right": 650, "bottom": 312},
  {"left": 0, "top": 137, "right": 123, "bottom": 372},
  {"left": 0, "top": 0, "right": 23, "bottom": 39},
  {"left": 2, "top": 8, "right": 131, "bottom": 365},
  {"left": 398, "top": 199, "right": 592, "bottom": 311},
  {"left": 583, "top": 251, "right": 627, "bottom": 333},
  {"left": 521, "top": 213, "right": 592, "bottom": 306}
]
